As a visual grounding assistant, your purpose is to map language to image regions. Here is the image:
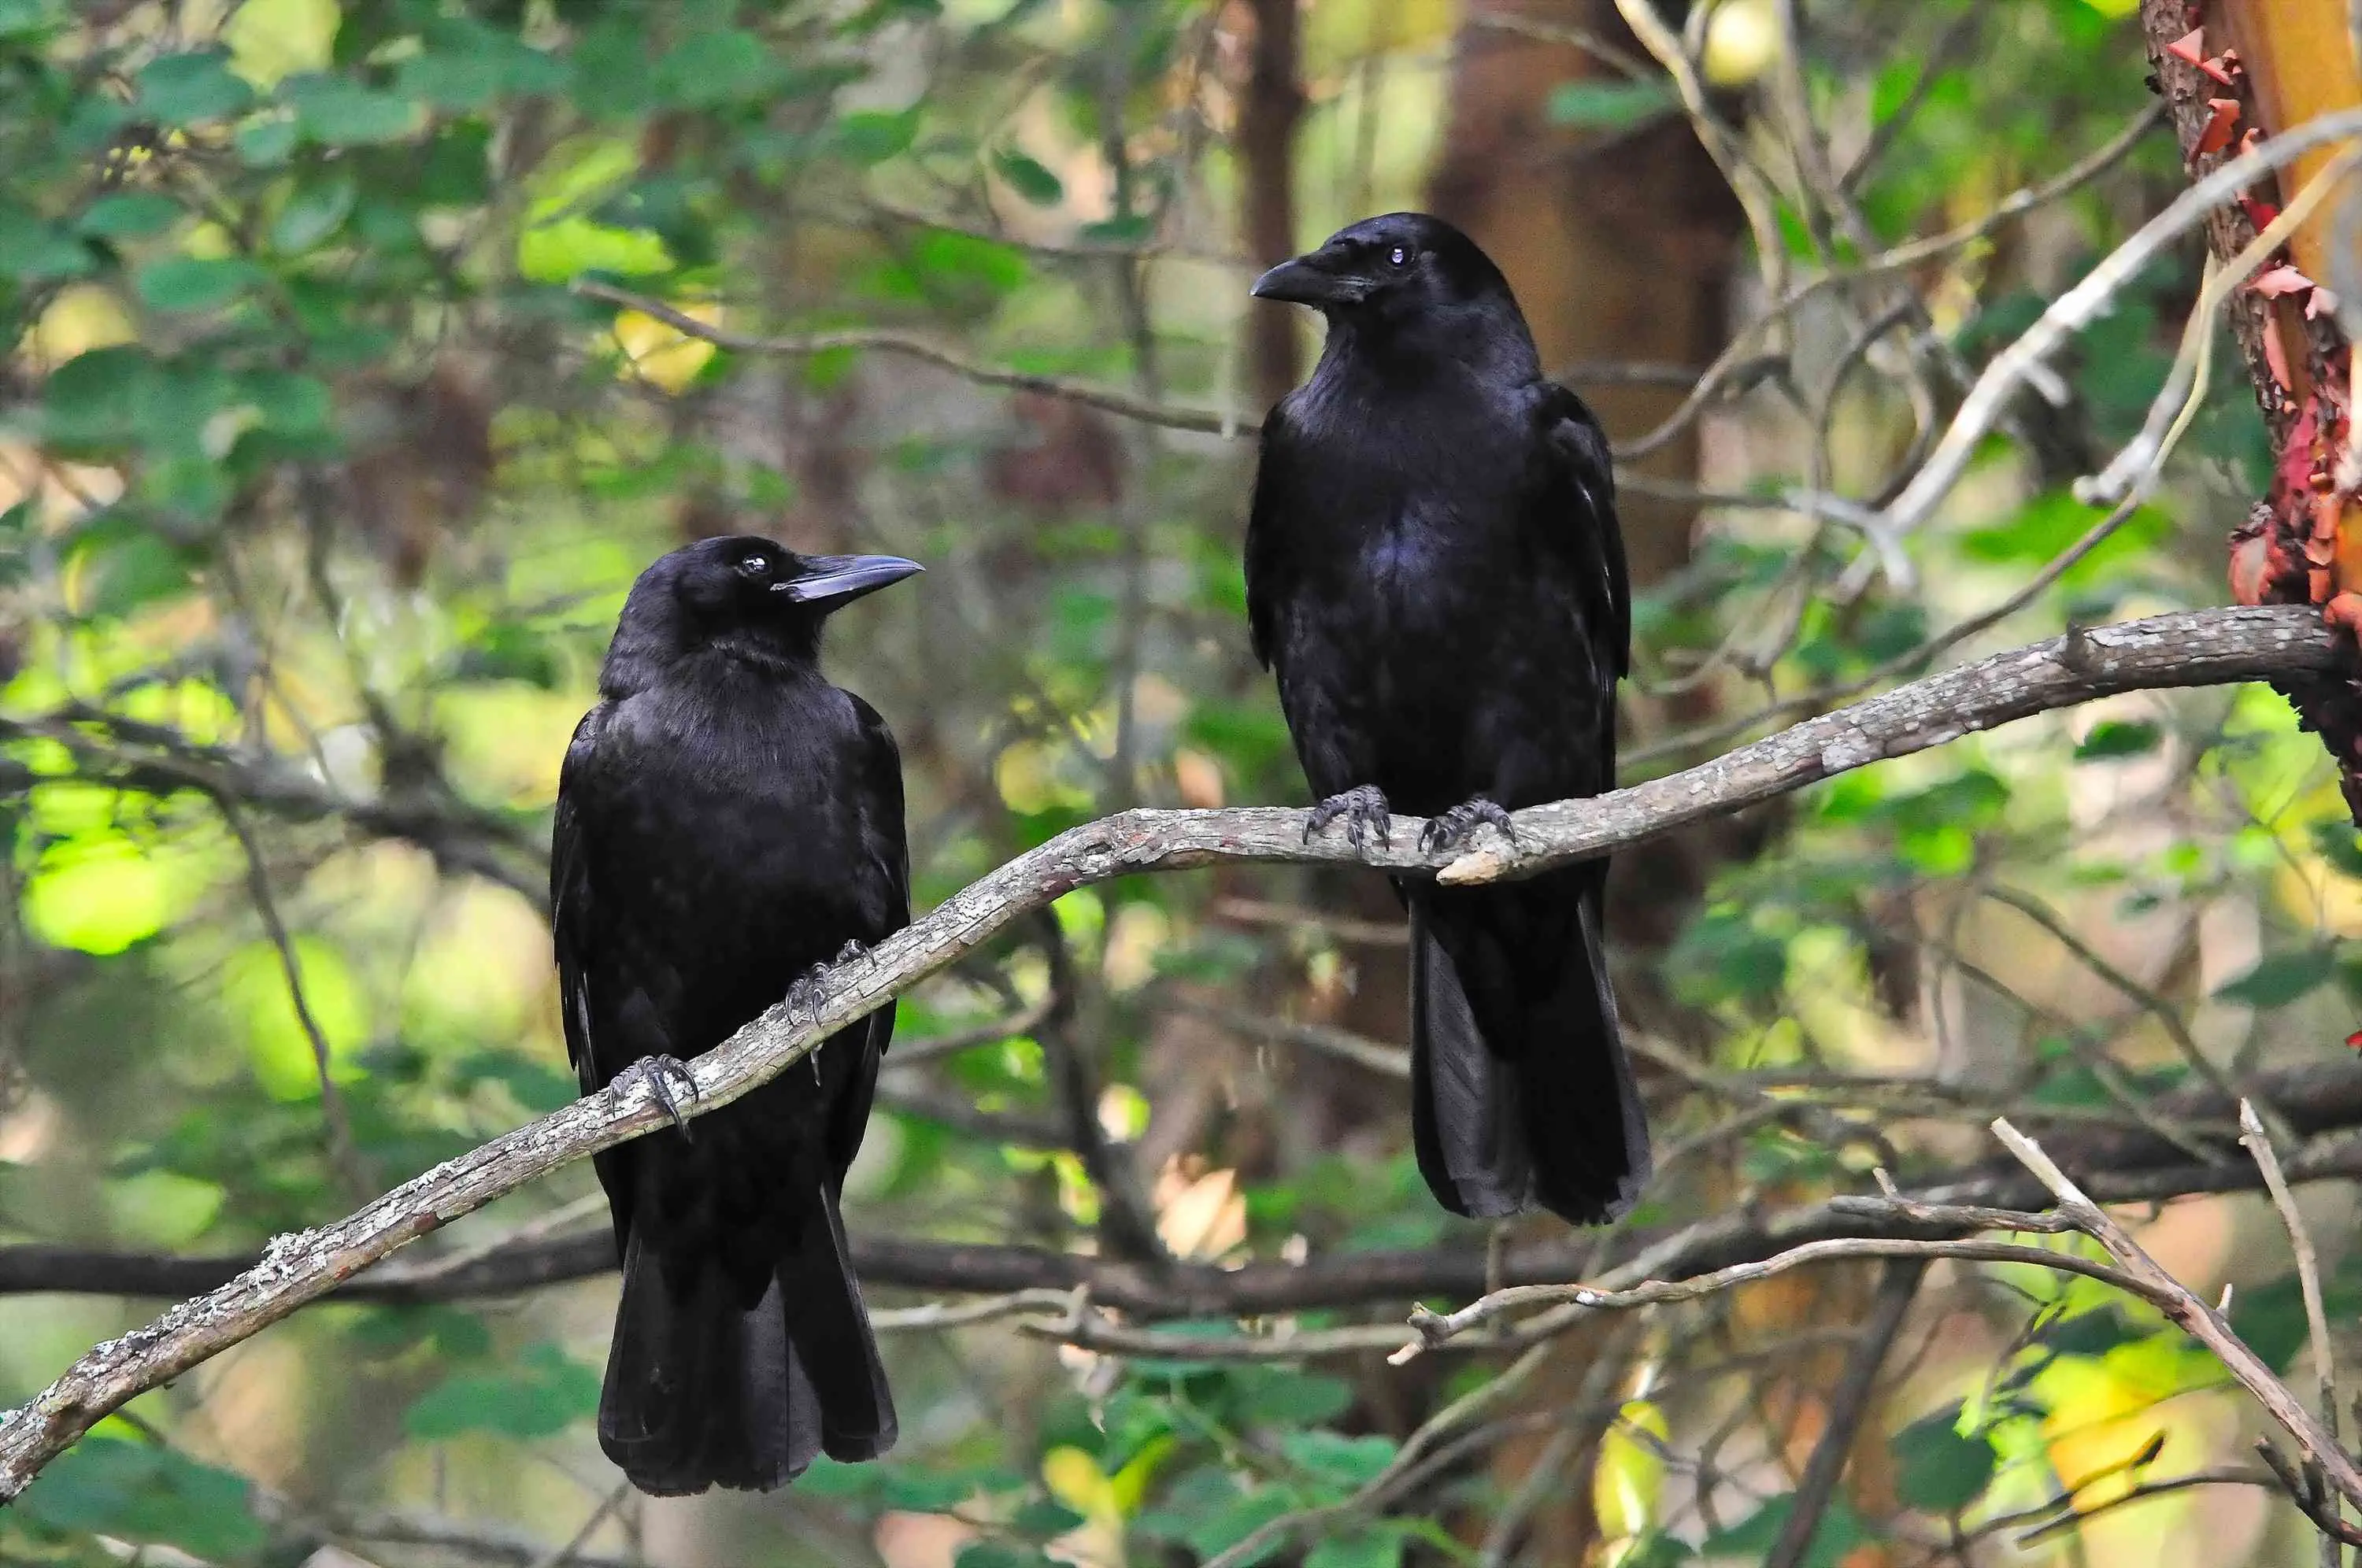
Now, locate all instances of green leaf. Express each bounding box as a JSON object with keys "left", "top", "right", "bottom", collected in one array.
[
  {"left": 2312, "top": 822, "right": 2362, "bottom": 878},
  {"left": 0, "top": 0, "right": 59, "bottom": 41},
  {"left": 2212, "top": 948, "right": 2336, "bottom": 1008},
  {"left": 1279, "top": 1429, "right": 1398, "bottom": 1491},
  {"left": 1224, "top": 1366, "right": 1354, "bottom": 1427},
  {"left": 1545, "top": 77, "right": 1678, "bottom": 130},
  {"left": 1305, "top": 1529, "right": 1409, "bottom": 1568},
  {"left": 2045, "top": 1306, "right": 2139, "bottom": 1358},
  {"left": 1701, "top": 1495, "right": 1873, "bottom": 1568},
  {"left": 282, "top": 73, "right": 420, "bottom": 146},
  {"left": 17, "top": 1438, "right": 265, "bottom": 1561},
  {"left": 1892, "top": 1404, "right": 1997, "bottom": 1513},
  {"left": 0, "top": 220, "right": 92, "bottom": 282},
  {"left": 1010, "top": 1498, "right": 1087, "bottom": 1535},
  {"left": 134, "top": 256, "right": 265, "bottom": 313},
  {"left": 836, "top": 108, "right": 921, "bottom": 165},
  {"left": 43, "top": 346, "right": 156, "bottom": 448},
  {"left": 955, "top": 1544, "right": 1056, "bottom": 1568},
  {"left": 67, "top": 523, "right": 196, "bottom": 618},
  {"left": 2075, "top": 719, "right": 2161, "bottom": 760},
  {"left": 2232, "top": 1271, "right": 2362, "bottom": 1374},
  {"left": 235, "top": 113, "right": 300, "bottom": 166},
  {"left": 135, "top": 52, "right": 255, "bottom": 127},
  {"left": 237, "top": 369, "right": 333, "bottom": 438},
  {"left": 652, "top": 28, "right": 779, "bottom": 108},
  {"left": 78, "top": 193, "right": 183, "bottom": 241},
  {"left": 270, "top": 176, "right": 355, "bottom": 253},
  {"left": 404, "top": 1341, "right": 599, "bottom": 1440},
  {"left": 993, "top": 148, "right": 1064, "bottom": 204},
  {"left": 1183, "top": 1485, "right": 1300, "bottom": 1565}
]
